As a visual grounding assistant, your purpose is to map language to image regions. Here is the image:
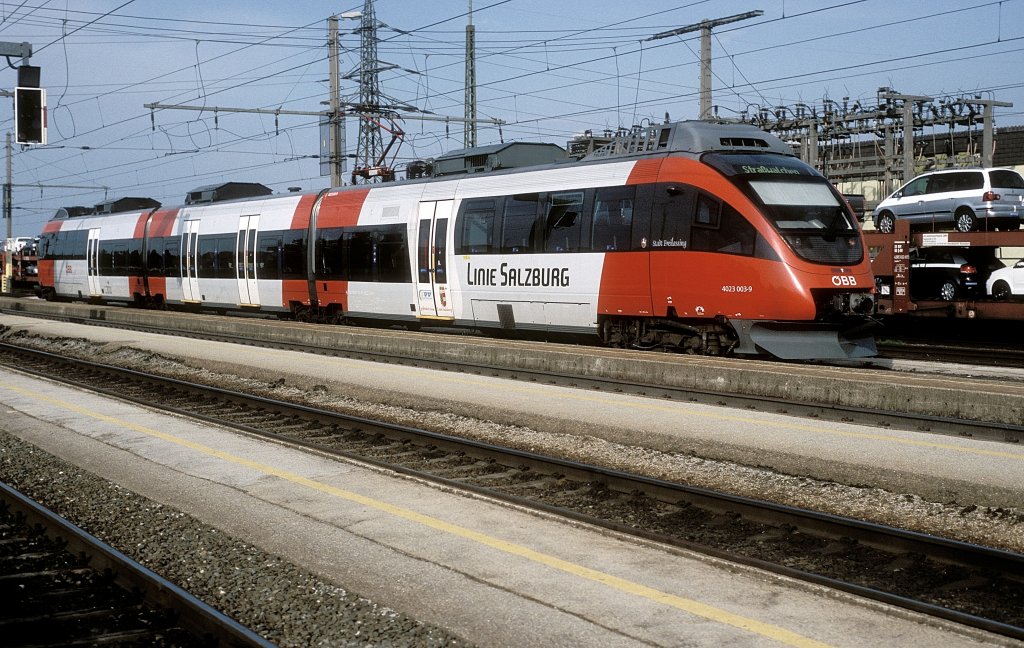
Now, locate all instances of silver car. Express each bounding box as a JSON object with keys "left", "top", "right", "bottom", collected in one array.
[{"left": 872, "top": 168, "right": 1024, "bottom": 233}]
